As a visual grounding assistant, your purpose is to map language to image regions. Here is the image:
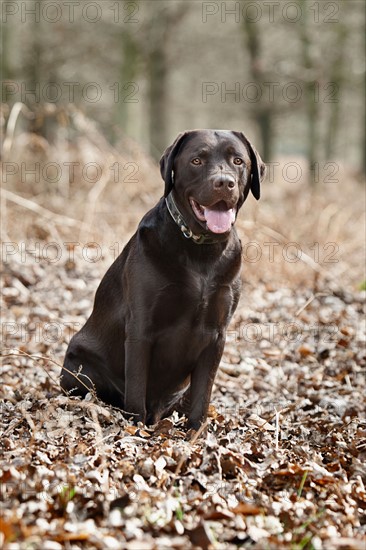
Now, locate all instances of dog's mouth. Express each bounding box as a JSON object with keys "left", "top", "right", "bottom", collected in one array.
[{"left": 189, "top": 198, "right": 237, "bottom": 234}]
